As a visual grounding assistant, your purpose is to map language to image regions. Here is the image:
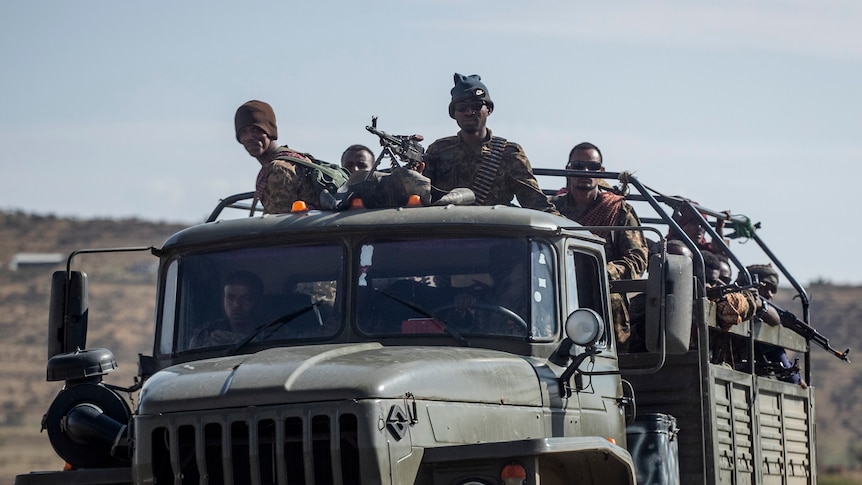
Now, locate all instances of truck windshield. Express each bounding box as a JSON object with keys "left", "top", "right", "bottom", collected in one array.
[
  {"left": 355, "top": 237, "right": 557, "bottom": 340},
  {"left": 160, "top": 237, "right": 557, "bottom": 354},
  {"left": 164, "top": 243, "right": 344, "bottom": 353}
]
